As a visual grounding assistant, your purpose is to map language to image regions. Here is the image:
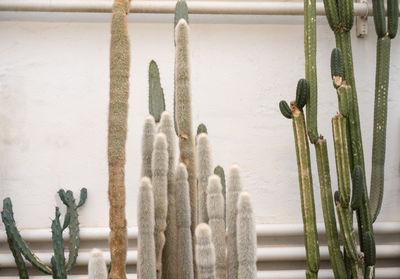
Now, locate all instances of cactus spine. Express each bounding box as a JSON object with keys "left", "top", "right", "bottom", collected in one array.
[
  {"left": 195, "top": 223, "right": 216, "bottom": 279},
  {"left": 149, "top": 60, "right": 166, "bottom": 123},
  {"left": 88, "top": 249, "right": 108, "bottom": 279},
  {"left": 227, "top": 165, "right": 242, "bottom": 279},
  {"left": 138, "top": 177, "right": 157, "bottom": 279},
  {"left": 108, "top": 0, "right": 131, "bottom": 276},
  {"left": 152, "top": 133, "right": 169, "bottom": 278},
  {"left": 206, "top": 175, "right": 226, "bottom": 279},
  {"left": 197, "top": 133, "right": 212, "bottom": 223},
  {"left": 175, "top": 163, "right": 195, "bottom": 279},
  {"left": 236, "top": 192, "right": 257, "bottom": 279},
  {"left": 142, "top": 116, "right": 157, "bottom": 179},
  {"left": 160, "top": 112, "right": 178, "bottom": 279}
]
